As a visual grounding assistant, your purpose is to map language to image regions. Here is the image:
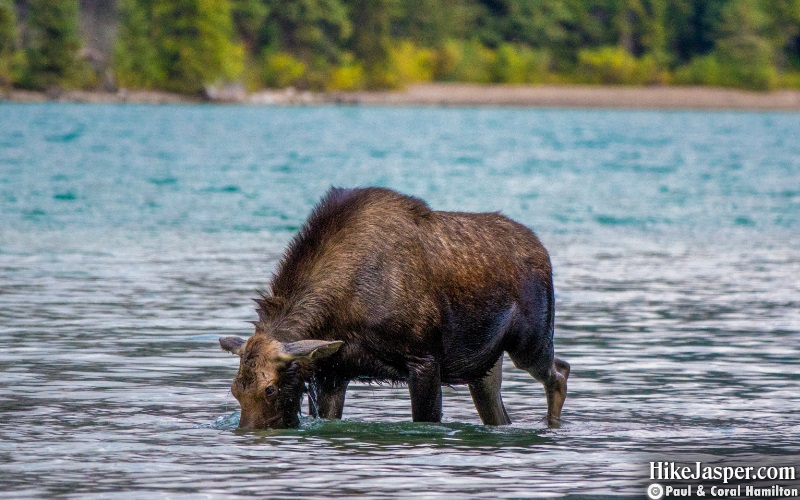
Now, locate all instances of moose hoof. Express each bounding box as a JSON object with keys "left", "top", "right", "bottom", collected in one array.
[{"left": 544, "top": 415, "right": 563, "bottom": 429}]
